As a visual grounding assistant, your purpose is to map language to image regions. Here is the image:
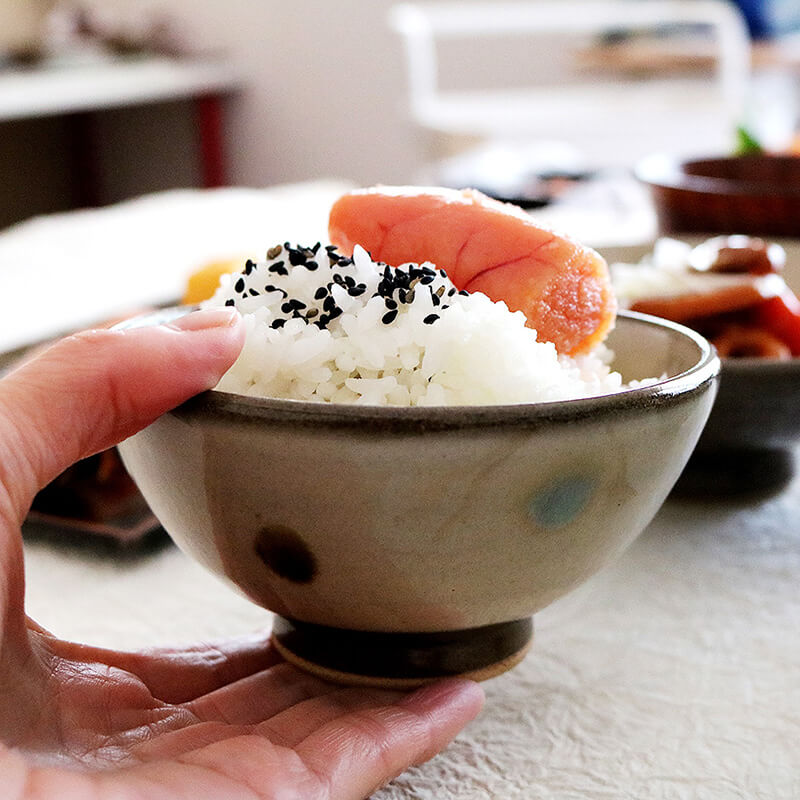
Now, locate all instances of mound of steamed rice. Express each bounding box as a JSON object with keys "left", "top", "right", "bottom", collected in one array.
[{"left": 204, "top": 243, "right": 630, "bottom": 406}]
